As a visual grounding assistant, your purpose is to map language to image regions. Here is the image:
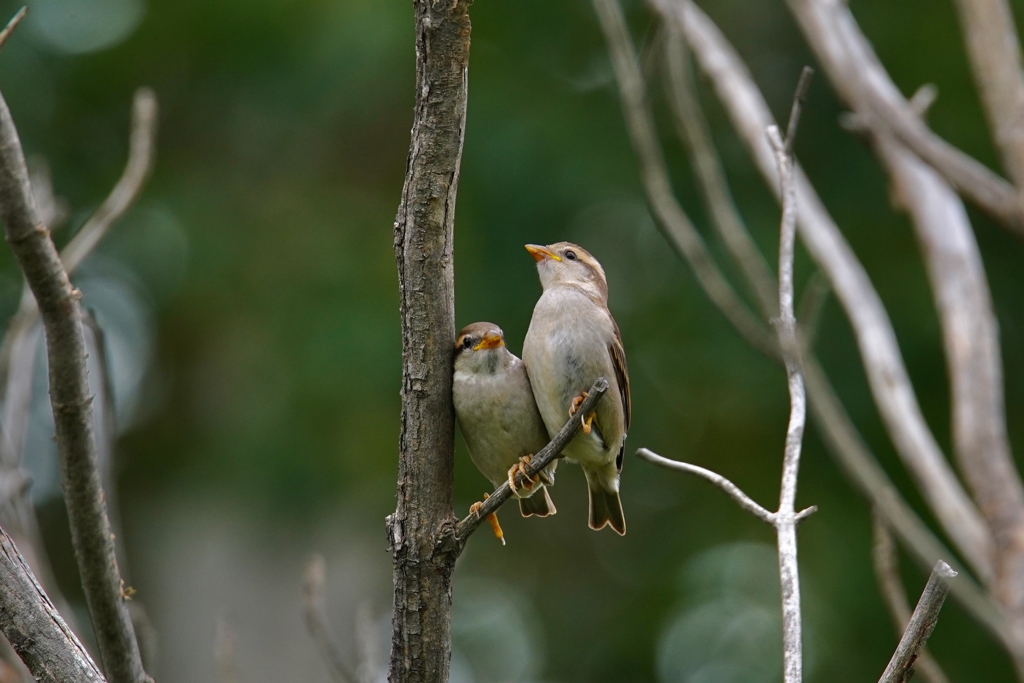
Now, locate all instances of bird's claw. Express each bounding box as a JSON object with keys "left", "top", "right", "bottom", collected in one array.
[
  {"left": 471, "top": 493, "right": 505, "bottom": 545},
  {"left": 581, "top": 412, "right": 595, "bottom": 434},
  {"left": 507, "top": 455, "right": 540, "bottom": 495},
  {"left": 569, "top": 391, "right": 589, "bottom": 418}
]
